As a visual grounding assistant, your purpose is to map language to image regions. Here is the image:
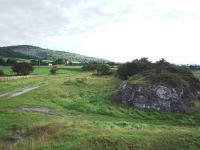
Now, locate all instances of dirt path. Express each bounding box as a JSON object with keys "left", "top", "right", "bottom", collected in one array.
[
  {"left": 0, "top": 86, "right": 40, "bottom": 98},
  {"left": 0, "top": 75, "right": 35, "bottom": 81},
  {"left": 18, "top": 107, "right": 54, "bottom": 115}
]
